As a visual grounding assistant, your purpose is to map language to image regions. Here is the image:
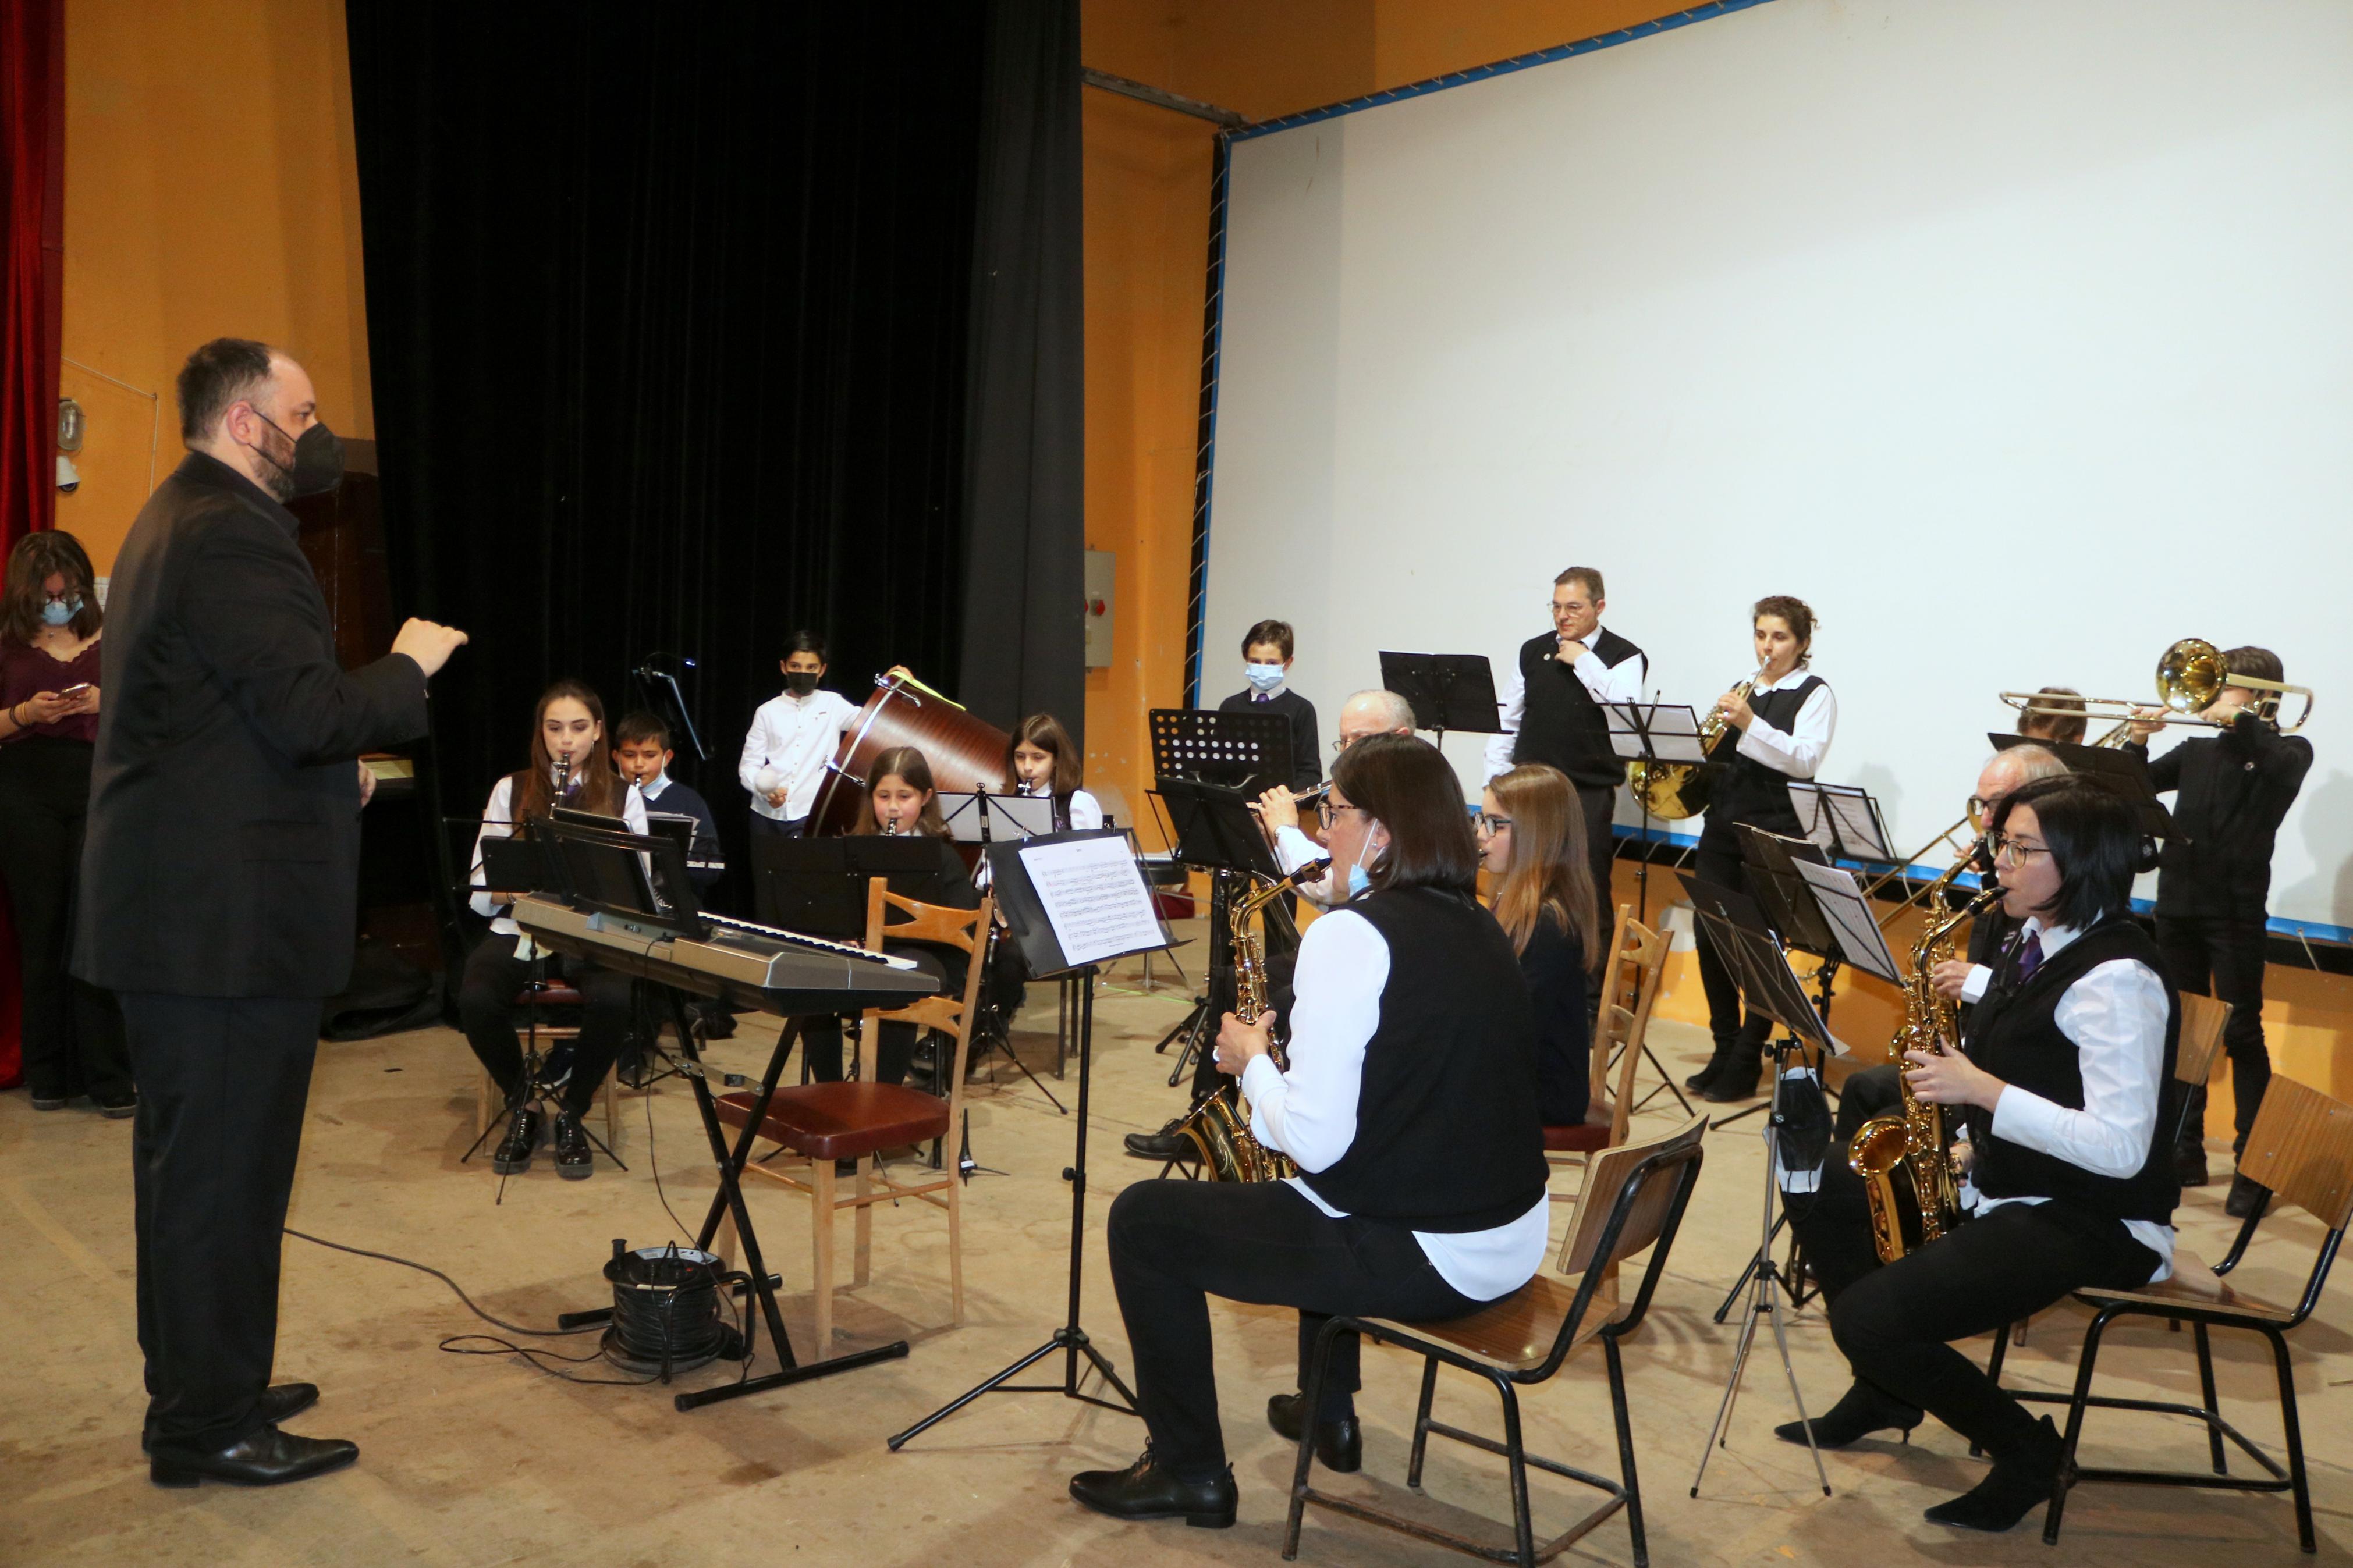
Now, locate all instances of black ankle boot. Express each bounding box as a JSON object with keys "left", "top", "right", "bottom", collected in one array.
[
  {"left": 1924, "top": 1416, "right": 2063, "bottom": 1532},
  {"left": 1774, "top": 1382, "right": 1923, "bottom": 1450},
  {"left": 1702, "top": 1047, "right": 1764, "bottom": 1103},
  {"left": 1685, "top": 1044, "right": 1736, "bottom": 1093},
  {"left": 1267, "top": 1391, "right": 1362, "bottom": 1472},
  {"left": 492, "top": 1104, "right": 542, "bottom": 1175},
  {"left": 1068, "top": 1447, "right": 1237, "bottom": 1528}
]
